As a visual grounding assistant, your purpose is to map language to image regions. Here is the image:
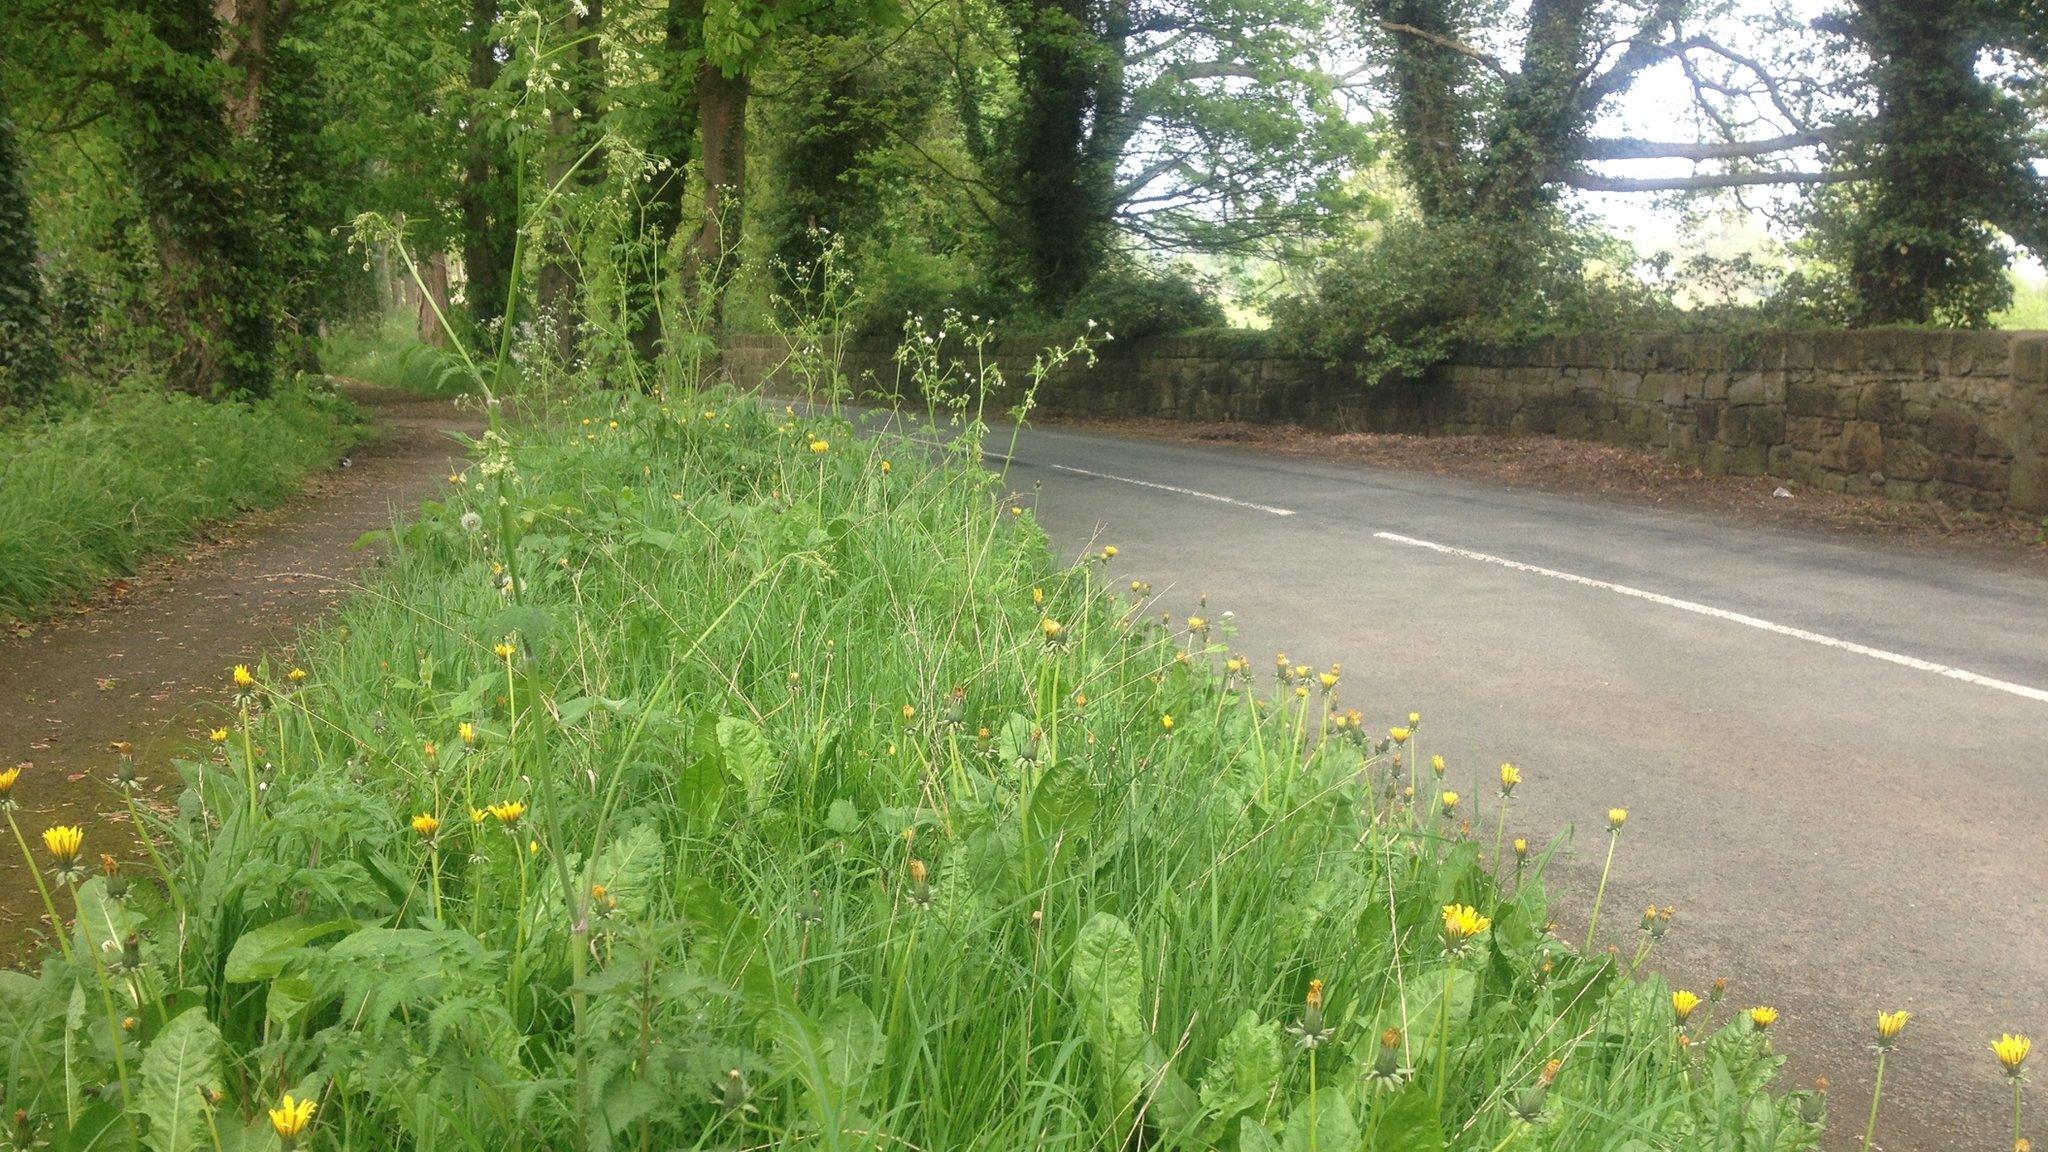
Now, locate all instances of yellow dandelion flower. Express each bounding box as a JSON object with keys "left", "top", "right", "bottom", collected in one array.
[
  {"left": 1499, "top": 763, "right": 1521, "bottom": 792},
  {"left": 269, "top": 1093, "right": 316, "bottom": 1140},
  {"left": 471, "top": 807, "right": 488, "bottom": 823},
  {"left": 42, "top": 825, "right": 84, "bottom": 864},
  {"left": 286, "top": 667, "right": 307, "bottom": 683},
  {"left": 1102, "top": 545, "right": 1117, "bottom": 559},
  {"left": 1389, "top": 727, "right": 1411, "bottom": 744},
  {"left": 880, "top": 460, "right": 892, "bottom": 473},
  {"left": 1673, "top": 989, "right": 1702, "bottom": 1024},
  {"left": 1749, "top": 1006, "right": 1779, "bottom": 1031},
  {"left": 1877, "top": 1010, "right": 1910, "bottom": 1045},
  {"left": 1032, "top": 587, "right": 1045, "bottom": 605},
  {"left": 0, "top": 763, "right": 21, "bottom": 797},
  {"left": 1441, "top": 903, "right": 1491, "bottom": 948},
  {"left": 1439, "top": 790, "right": 1460, "bottom": 814},
  {"left": 232, "top": 664, "right": 255, "bottom": 688},
  {"left": 810, "top": 439, "right": 830, "bottom": 454},
  {"left": 1608, "top": 807, "right": 1628, "bottom": 830},
  {"left": 412, "top": 813, "right": 441, "bottom": 838},
  {"left": 487, "top": 801, "right": 526, "bottom": 825},
  {"left": 1041, "top": 618, "right": 1064, "bottom": 640},
  {"left": 493, "top": 641, "right": 516, "bottom": 660},
  {"left": 209, "top": 728, "right": 230, "bottom": 744},
  {"left": 1409, "top": 710, "right": 1421, "bottom": 726},
  {"left": 1513, "top": 837, "right": 1528, "bottom": 858},
  {"left": 1161, "top": 714, "right": 1175, "bottom": 732},
  {"left": 459, "top": 721, "right": 477, "bottom": 746},
  {"left": 902, "top": 704, "right": 917, "bottom": 720},
  {"left": 1319, "top": 670, "right": 1339, "bottom": 690},
  {"left": 1994, "top": 1033, "right": 2032, "bottom": 1076}
]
